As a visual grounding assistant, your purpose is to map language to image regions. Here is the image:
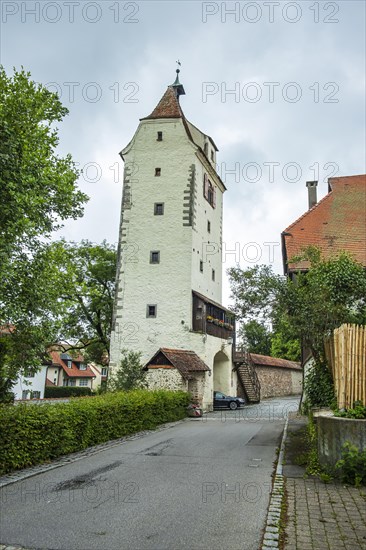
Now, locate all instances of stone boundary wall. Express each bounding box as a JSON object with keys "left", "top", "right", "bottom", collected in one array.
[
  {"left": 317, "top": 415, "right": 366, "bottom": 467},
  {"left": 255, "top": 366, "right": 302, "bottom": 399}
]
